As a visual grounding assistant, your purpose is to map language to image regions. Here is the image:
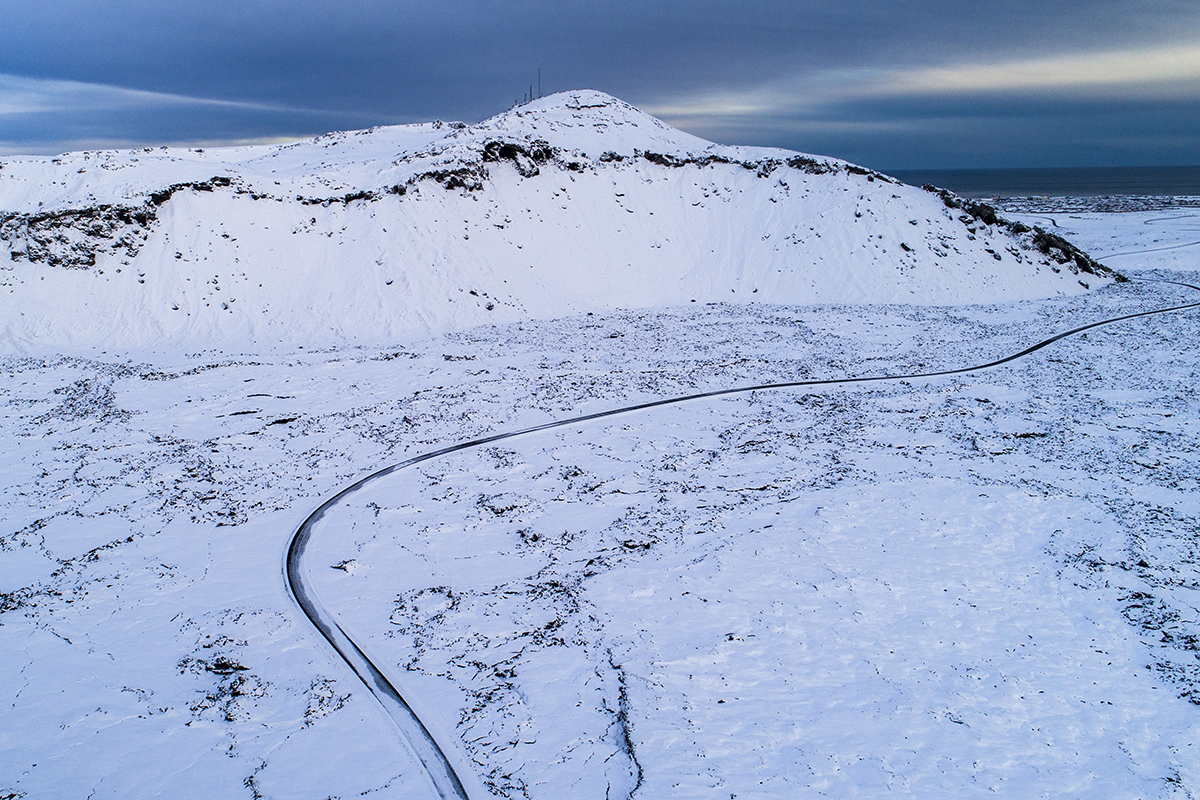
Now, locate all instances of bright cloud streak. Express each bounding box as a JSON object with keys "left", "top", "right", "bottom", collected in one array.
[
  {"left": 888, "top": 42, "right": 1200, "bottom": 96},
  {"left": 646, "top": 41, "right": 1200, "bottom": 127},
  {"left": 0, "top": 73, "right": 307, "bottom": 116}
]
